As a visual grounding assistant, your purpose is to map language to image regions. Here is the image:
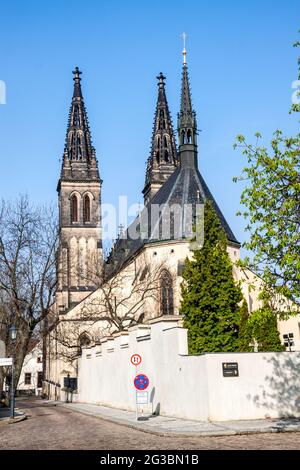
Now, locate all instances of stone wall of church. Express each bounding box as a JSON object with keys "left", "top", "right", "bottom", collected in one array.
[{"left": 76, "top": 316, "right": 300, "bottom": 422}]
